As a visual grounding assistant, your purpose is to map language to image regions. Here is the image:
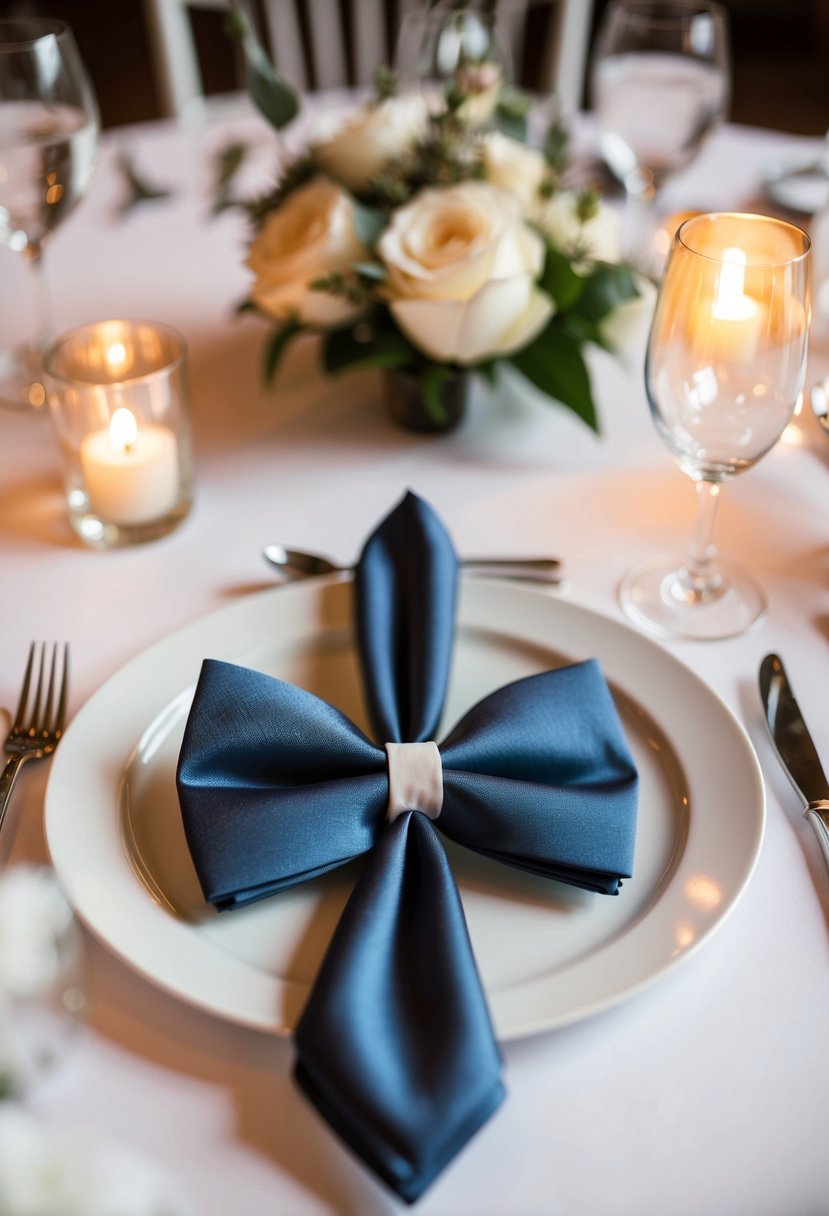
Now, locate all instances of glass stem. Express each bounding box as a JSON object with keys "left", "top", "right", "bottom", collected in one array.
[
  {"left": 679, "top": 479, "right": 724, "bottom": 602},
  {"left": 23, "top": 239, "right": 51, "bottom": 358},
  {"left": 623, "top": 172, "right": 658, "bottom": 280}
]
